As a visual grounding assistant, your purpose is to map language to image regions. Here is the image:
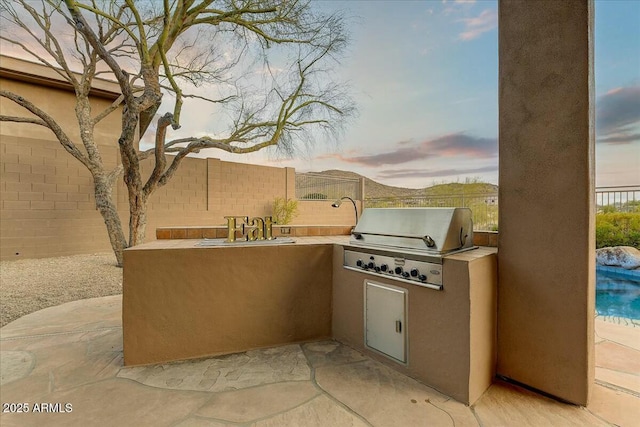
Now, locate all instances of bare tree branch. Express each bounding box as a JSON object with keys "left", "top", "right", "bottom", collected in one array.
[
  {"left": 63, "top": 0, "right": 138, "bottom": 106},
  {"left": 143, "top": 112, "right": 173, "bottom": 196},
  {"left": 92, "top": 94, "right": 125, "bottom": 125},
  {"left": 0, "top": 115, "right": 47, "bottom": 127}
]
